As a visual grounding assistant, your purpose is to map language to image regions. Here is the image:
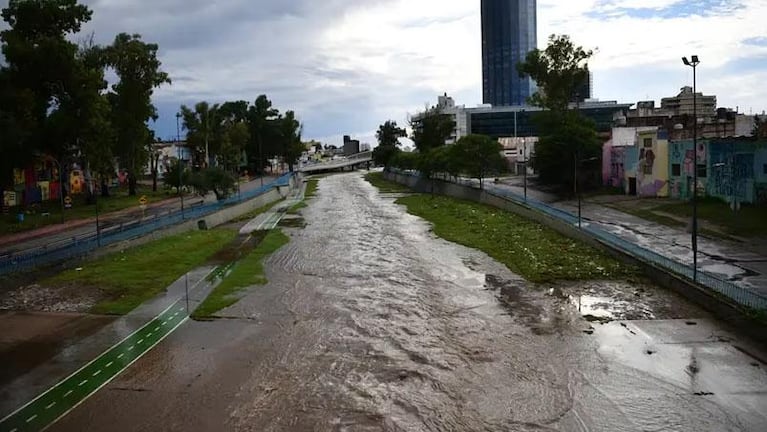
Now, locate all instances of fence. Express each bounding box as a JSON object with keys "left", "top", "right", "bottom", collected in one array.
[
  {"left": 0, "top": 173, "right": 296, "bottom": 276},
  {"left": 390, "top": 169, "right": 767, "bottom": 311}
]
